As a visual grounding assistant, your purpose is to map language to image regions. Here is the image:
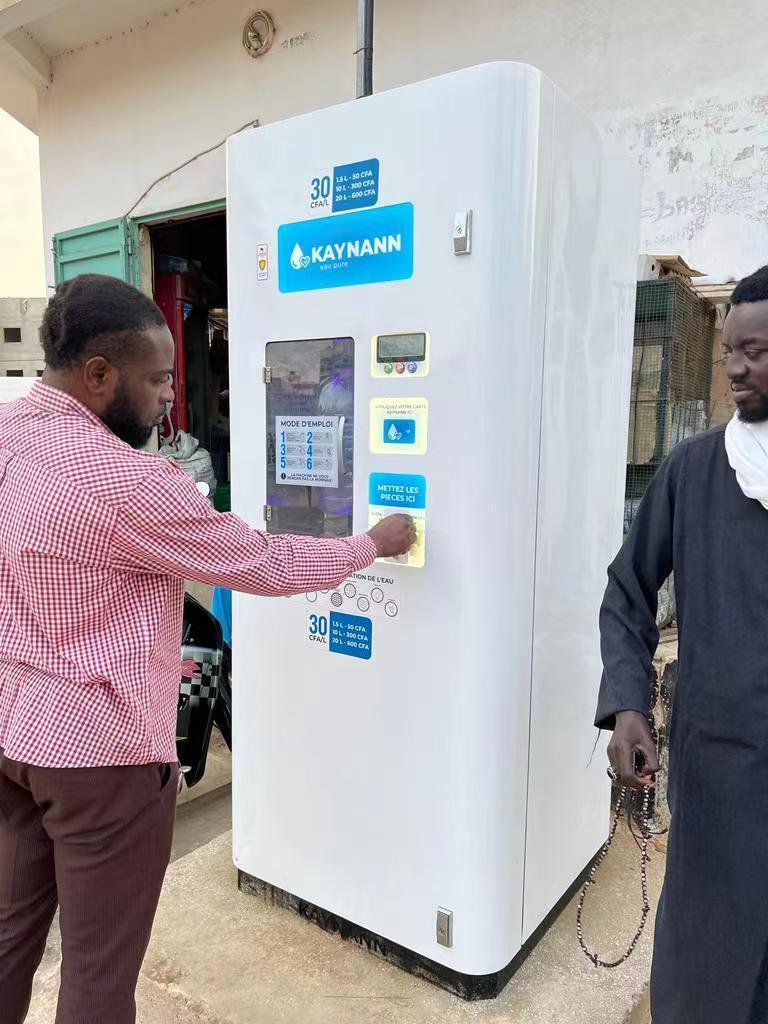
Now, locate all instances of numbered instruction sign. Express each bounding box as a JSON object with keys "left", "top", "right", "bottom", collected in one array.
[{"left": 276, "top": 416, "right": 339, "bottom": 487}]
